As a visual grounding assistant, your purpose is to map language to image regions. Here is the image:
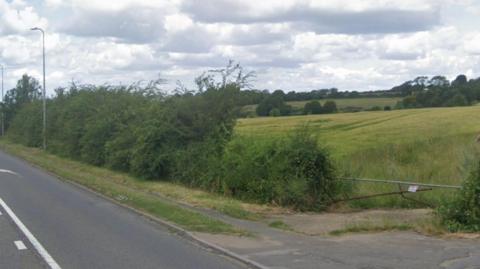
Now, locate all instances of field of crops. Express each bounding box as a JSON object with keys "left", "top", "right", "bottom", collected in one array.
[
  {"left": 242, "top": 97, "right": 402, "bottom": 114},
  {"left": 235, "top": 106, "right": 480, "bottom": 208},
  {"left": 287, "top": 97, "right": 402, "bottom": 109}
]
